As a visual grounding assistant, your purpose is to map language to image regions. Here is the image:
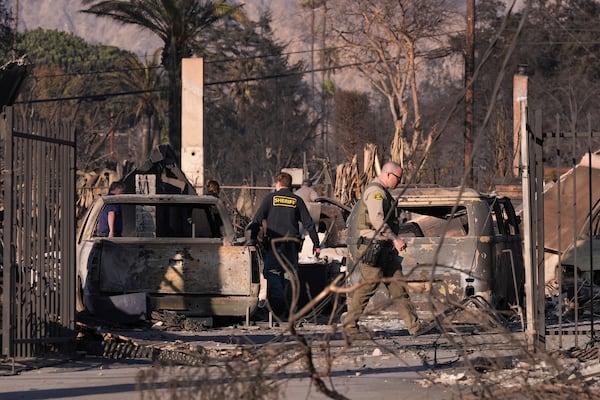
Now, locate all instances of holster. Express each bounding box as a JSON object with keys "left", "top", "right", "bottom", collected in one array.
[
  {"left": 358, "top": 237, "right": 393, "bottom": 266},
  {"left": 361, "top": 241, "right": 382, "bottom": 265}
]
